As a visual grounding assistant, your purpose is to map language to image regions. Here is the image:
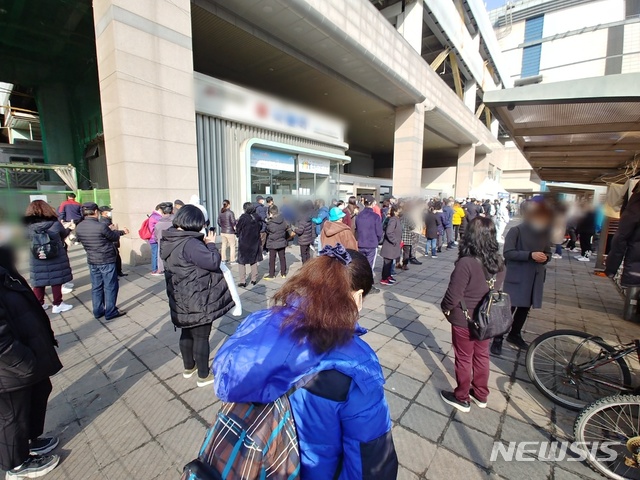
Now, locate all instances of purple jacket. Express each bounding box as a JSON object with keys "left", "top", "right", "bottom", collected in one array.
[
  {"left": 148, "top": 212, "right": 162, "bottom": 244},
  {"left": 355, "top": 208, "right": 383, "bottom": 249}
]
